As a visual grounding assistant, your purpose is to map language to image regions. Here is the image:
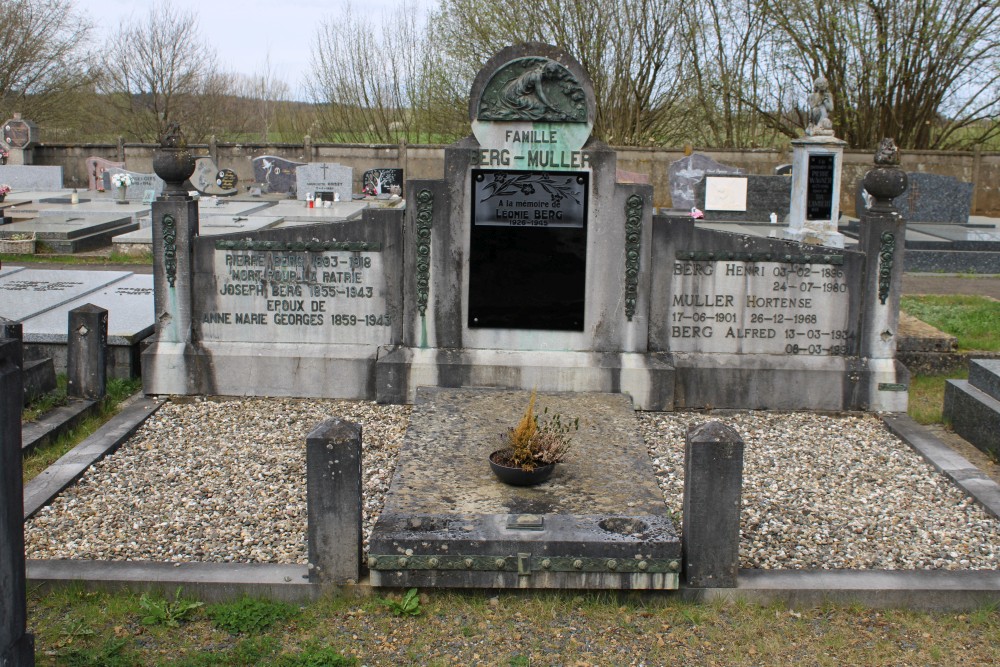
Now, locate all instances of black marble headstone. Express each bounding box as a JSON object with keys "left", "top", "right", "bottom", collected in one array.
[
  {"left": 806, "top": 154, "right": 835, "bottom": 220},
  {"left": 363, "top": 168, "right": 403, "bottom": 195},
  {"left": 251, "top": 155, "right": 304, "bottom": 194},
  {"left": 468, "top": 169, "right": 588, "bottom": 330}
]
